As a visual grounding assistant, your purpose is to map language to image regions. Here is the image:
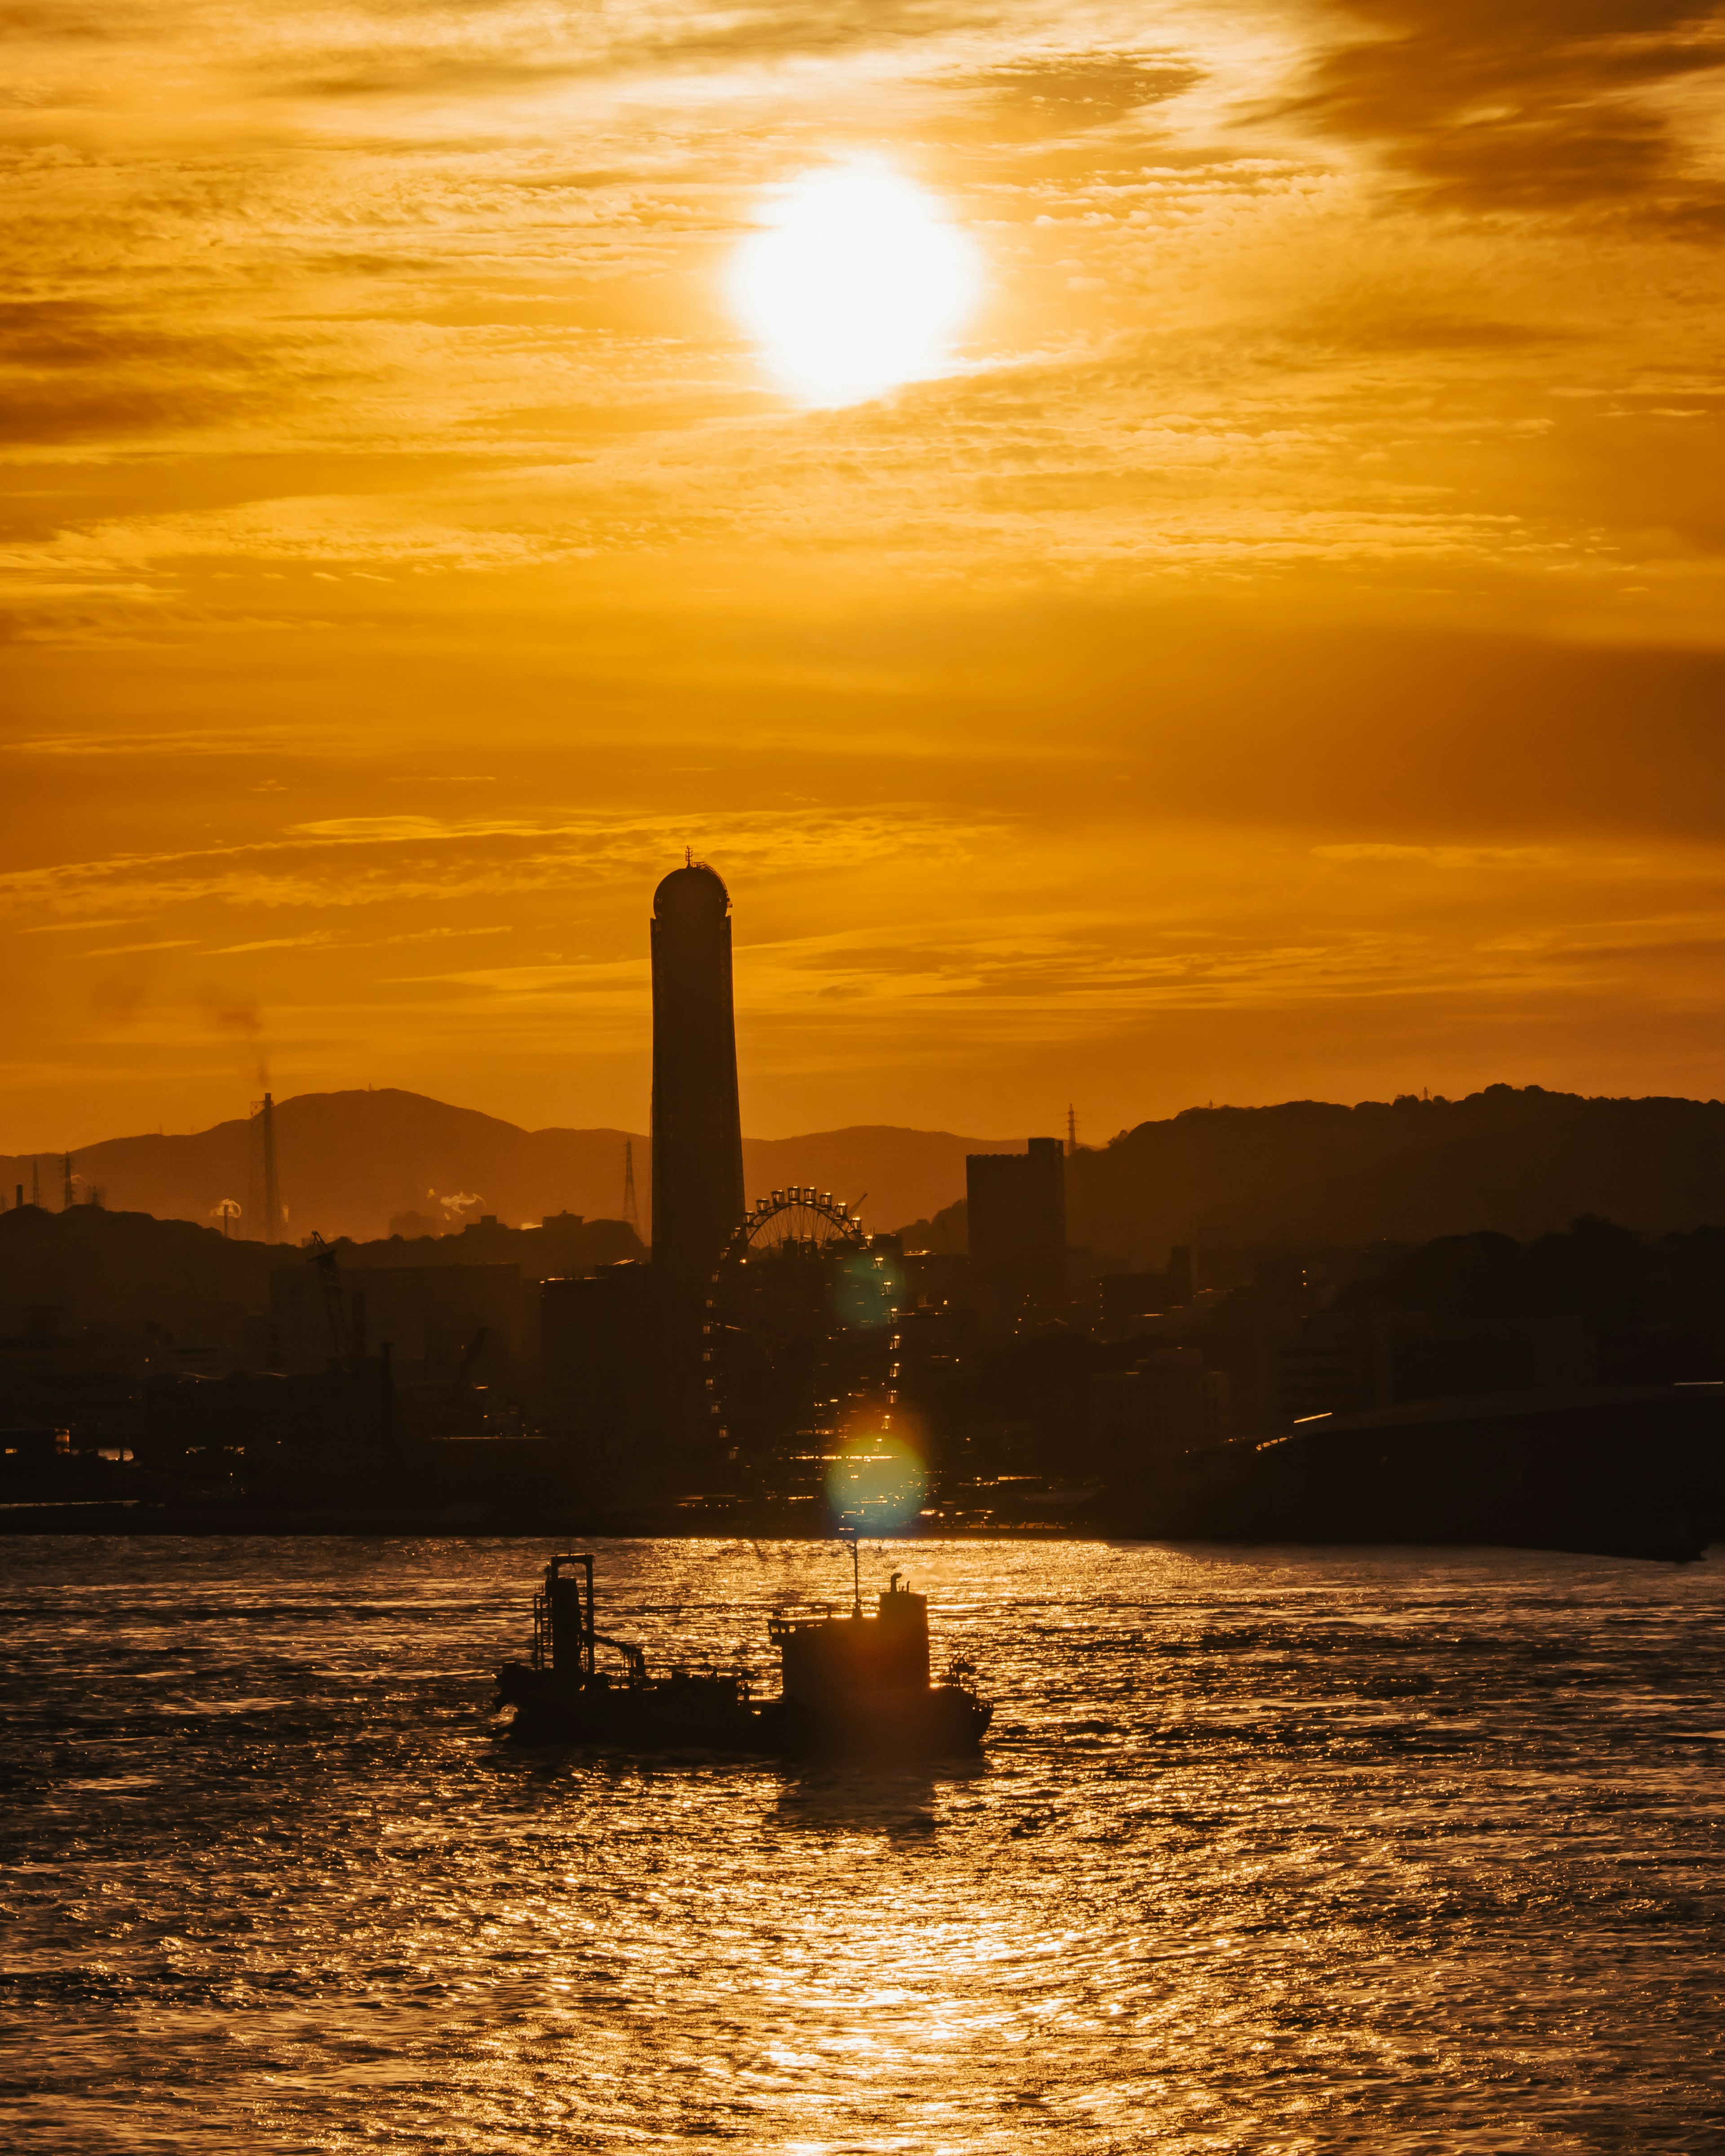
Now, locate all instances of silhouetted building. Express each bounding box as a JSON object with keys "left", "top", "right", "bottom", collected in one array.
[
  {"left": 1089, "top": 1350, "right": 1229, "bottom": 1469},
  {"left": 966, "top": 1137, "right": 1066, "bottom": 1323},
  {"left": 1145, "top": 1383, "right": 1725, "bottom": 1563},
  {"left": 270, "top": 1261, "right": 522, "bottom": 1441},
  {"left": 1100, "top": 1246, "right": 1194, "bottom": 1331},
  {"left": 541, "top": 1260, "right": 655, "bottom": 1459},
  {"left": 420, "top": 1434, "right": 568, "bottom": 1509},
  {"left": 651, "top": 862, "right": 745, "bottom": 1431}
]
